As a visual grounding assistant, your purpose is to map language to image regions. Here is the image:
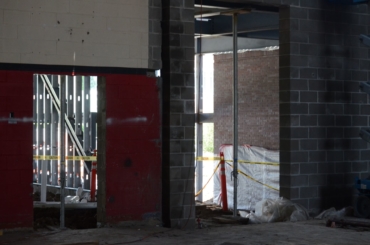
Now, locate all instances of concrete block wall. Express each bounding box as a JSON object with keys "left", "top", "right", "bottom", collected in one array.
[
  {"left": 277, "top": 0, "right": 370, "bottom": 214},
  {"left": 161, "top": 0, "right": 195, "bottom": 228},
  {"left": 0, "top": 0, "right": 150, "bottom": 68},
  {"left": 213, "top": 49, "right": 279, "bottom": 152}
]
